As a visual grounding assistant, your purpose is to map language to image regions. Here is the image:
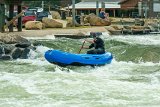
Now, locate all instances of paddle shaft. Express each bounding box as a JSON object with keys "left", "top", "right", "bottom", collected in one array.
[{"left": 78, "top": 40, "right": 86, "bottom": 54}]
